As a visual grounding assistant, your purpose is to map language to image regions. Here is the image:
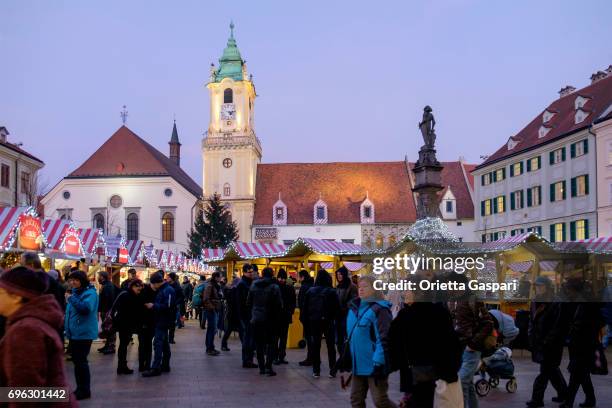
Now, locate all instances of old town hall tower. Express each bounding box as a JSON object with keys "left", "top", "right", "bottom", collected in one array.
[{"left": 202, "top": 23, "right": 261, "bottom": 241}]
